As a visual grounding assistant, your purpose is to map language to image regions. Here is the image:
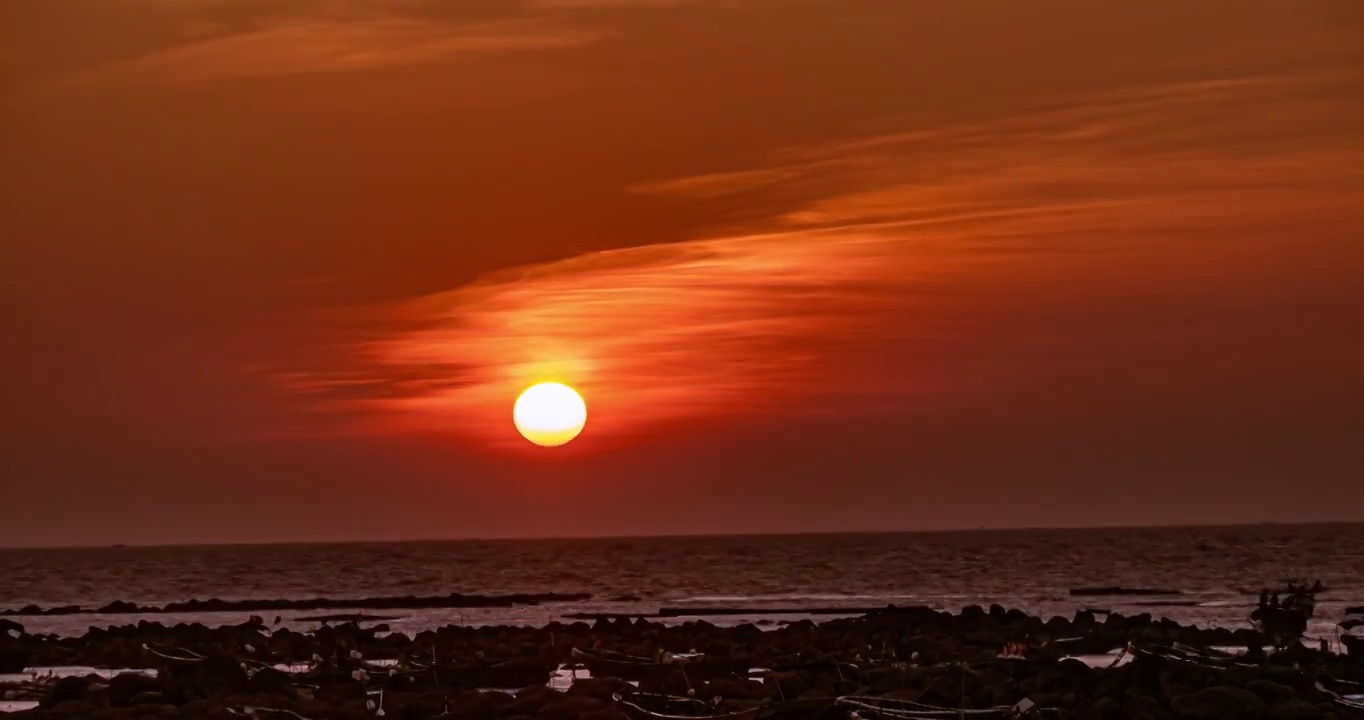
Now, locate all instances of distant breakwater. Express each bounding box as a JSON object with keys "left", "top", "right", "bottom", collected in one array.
[
  {"left": 0, "top": 585, "right": 1230, "bottom": 619},
  {"left": 0, "top": 592, "right": 592, "bottom": 617}
]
